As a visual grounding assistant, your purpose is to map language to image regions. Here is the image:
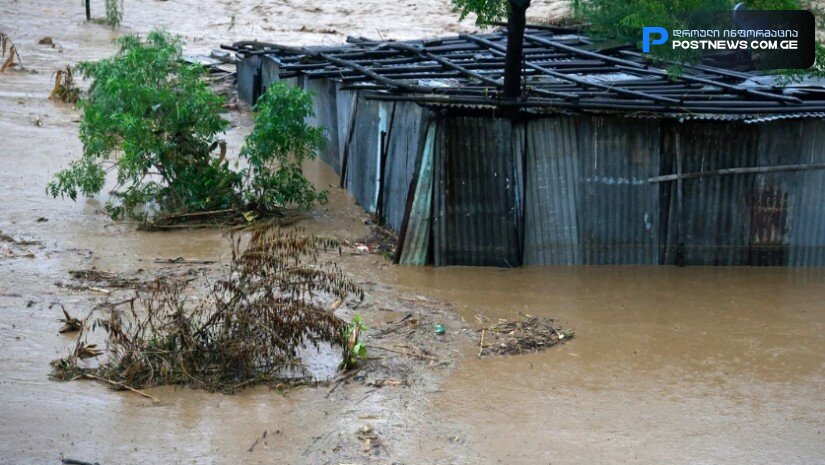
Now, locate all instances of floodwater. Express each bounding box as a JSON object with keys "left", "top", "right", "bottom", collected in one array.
[
  {"left": 389, "top": 266, "right": 825, "bottom": 464},
  {"left": 2, "top": 1, "right": 825, "bottom": 464}
]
